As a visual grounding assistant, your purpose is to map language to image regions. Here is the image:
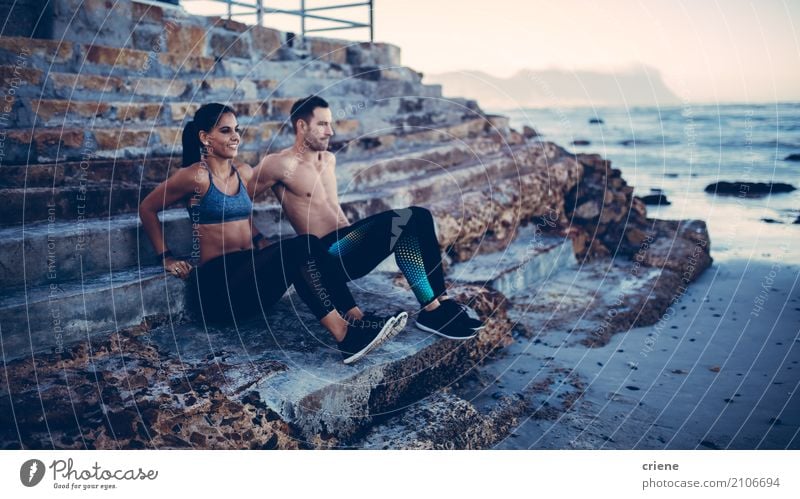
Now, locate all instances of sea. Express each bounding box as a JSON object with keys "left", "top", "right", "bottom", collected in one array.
[{"left": 502, "top": 102, "right": 800, "bottom": 264}]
